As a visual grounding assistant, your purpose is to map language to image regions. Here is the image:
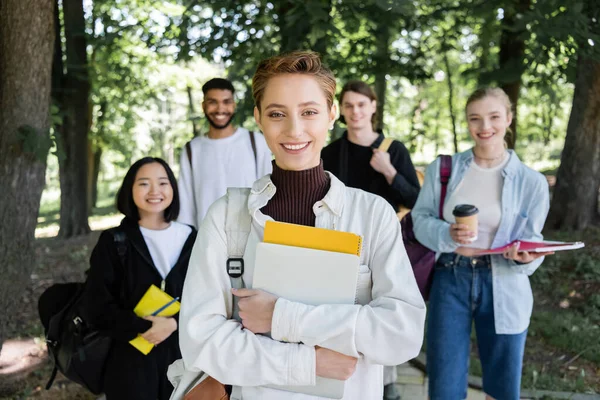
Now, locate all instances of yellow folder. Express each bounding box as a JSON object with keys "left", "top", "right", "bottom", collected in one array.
[
  {"left": 263, "top": 220, "right": 362, "bottom": 256},
  {"left": 129, "top": 284, "right": 180, "bottom": 355}
]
